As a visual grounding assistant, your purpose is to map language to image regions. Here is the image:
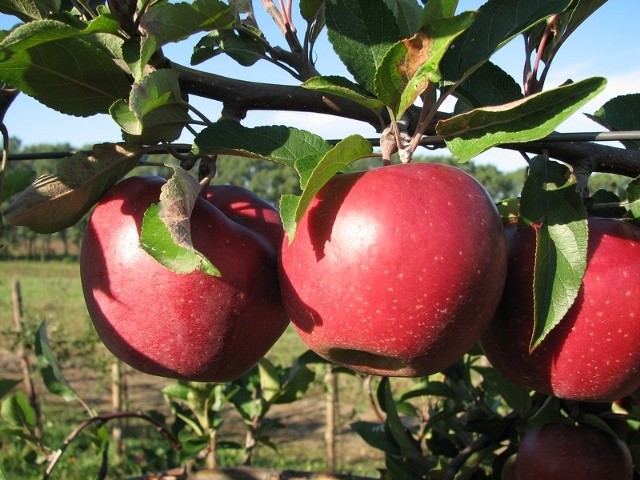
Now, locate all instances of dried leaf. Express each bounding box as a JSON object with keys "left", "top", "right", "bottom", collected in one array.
[{"left": 4, "top": 143, "right": 142, "bottom": 233}]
